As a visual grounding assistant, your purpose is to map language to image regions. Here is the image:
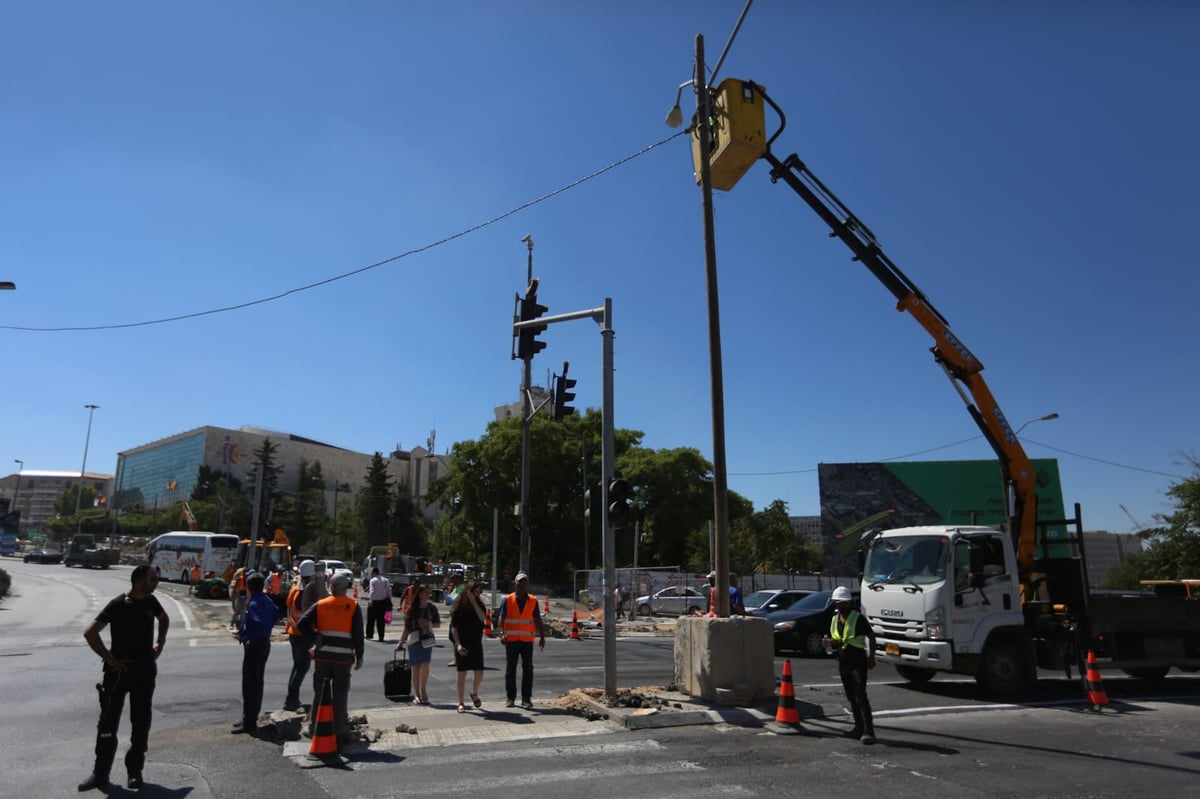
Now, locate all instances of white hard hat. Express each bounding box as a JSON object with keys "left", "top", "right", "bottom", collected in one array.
[
  {"left": 831, "top": 586, "right": 853, "bottom": 602},
  {"left": 298, "top": 560, "right": 315, "bottom": 577}
]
